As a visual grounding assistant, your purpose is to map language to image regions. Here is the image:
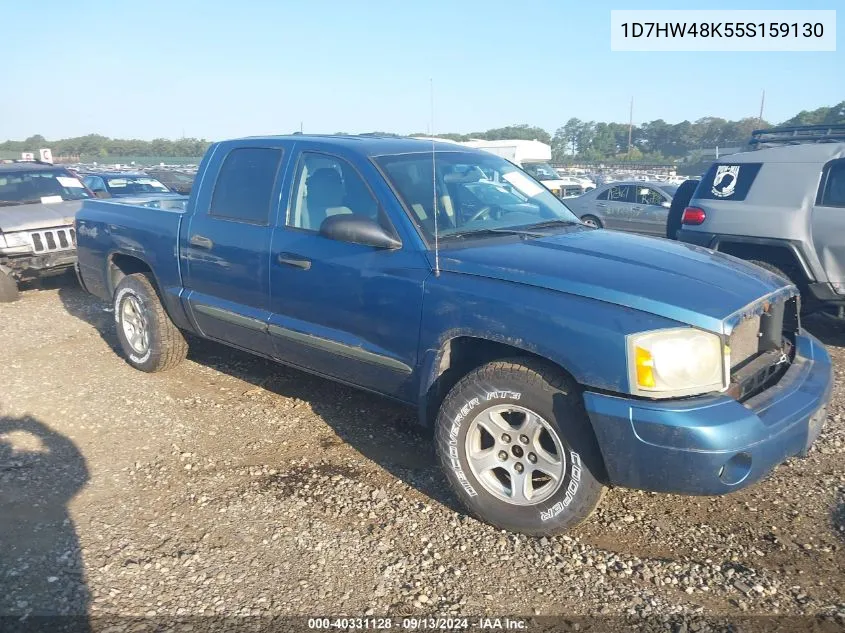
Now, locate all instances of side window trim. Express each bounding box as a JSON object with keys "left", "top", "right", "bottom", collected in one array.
[
  {"left": 818, "top": 159, "right": 845, "bottom": 208},
  {"left": 209, "top": 146, "right": 283, "bottom": 225}
]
